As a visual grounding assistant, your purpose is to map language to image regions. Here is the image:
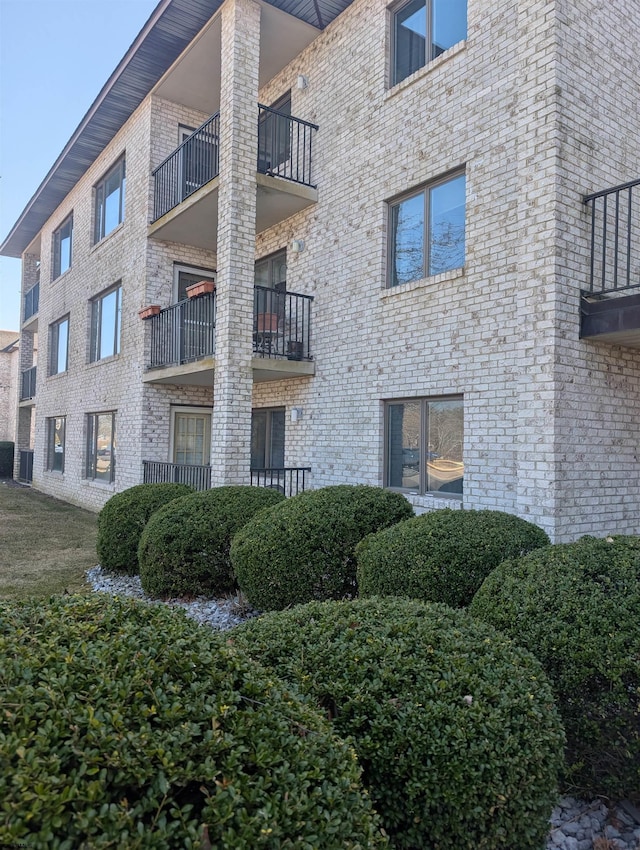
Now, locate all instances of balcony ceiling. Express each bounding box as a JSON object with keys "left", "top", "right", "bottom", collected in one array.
[{"left": 1, "top": 0, "right": 339, "bottom": 258}]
